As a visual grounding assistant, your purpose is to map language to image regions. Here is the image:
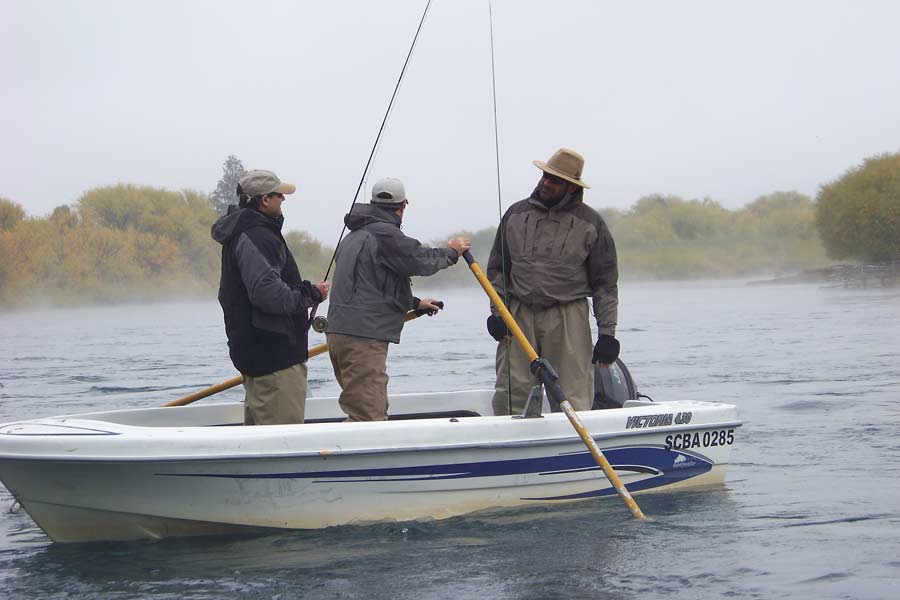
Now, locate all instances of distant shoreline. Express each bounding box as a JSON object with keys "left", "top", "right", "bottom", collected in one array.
[
  {"left": 747, "top": 262, "right": 900, "bottom": 287},
  {"left": 6, "top": 272, "right": 886, "bottom": 316}
]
